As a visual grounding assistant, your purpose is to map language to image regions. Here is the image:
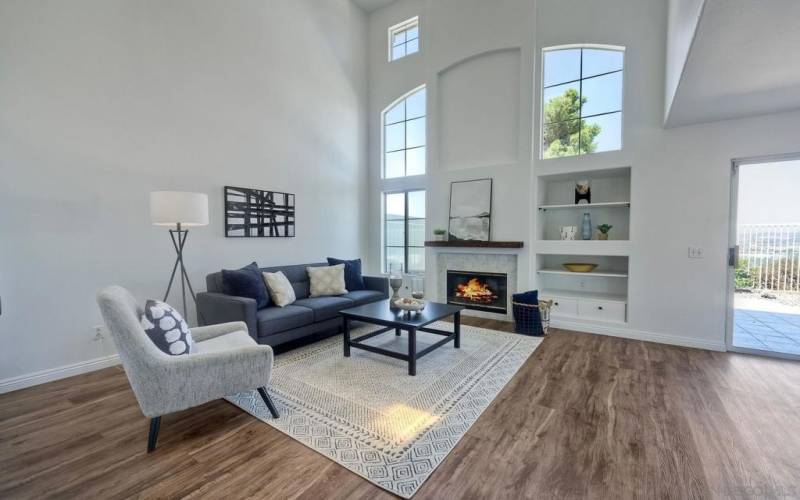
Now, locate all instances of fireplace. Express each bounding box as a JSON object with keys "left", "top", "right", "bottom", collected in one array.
[{"left": 446, "top": 270, "right": 508, "bottom": 314}]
